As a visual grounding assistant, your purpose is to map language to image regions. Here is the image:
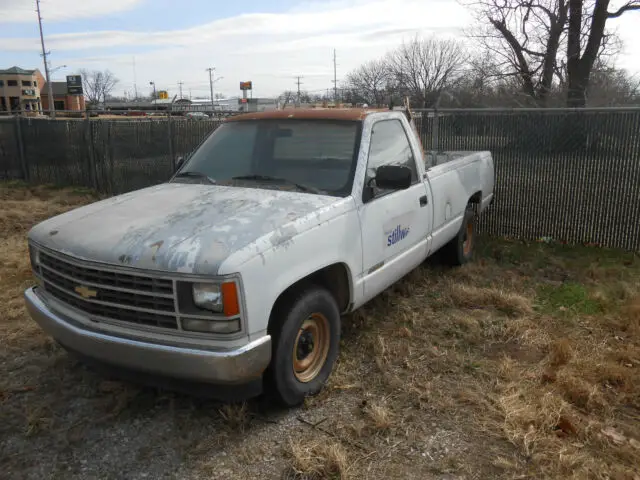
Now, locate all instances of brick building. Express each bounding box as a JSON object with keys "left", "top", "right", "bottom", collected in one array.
[
  {"left": 34, "top": 71, "right": 86, "bottom": 112},
  {"left": 0, "top": 66, "right": 42, "bottom": 113}
]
